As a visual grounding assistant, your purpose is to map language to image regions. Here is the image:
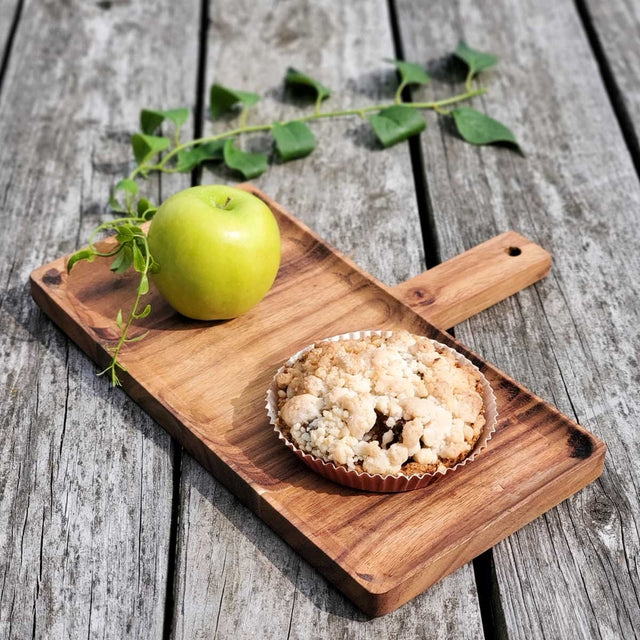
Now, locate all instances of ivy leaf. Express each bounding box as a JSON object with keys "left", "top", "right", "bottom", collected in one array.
[
  {"left": 209, "top": 84, "right": 260, "bottom": 119},
  {"left": 116, "top": 309, "right": 123, "bottom": 329},
  {"left": 137, "top": 198, "right": 157, "bottom": 220},
  {"left": 174, "top": 140, "right": 226, "bottom": 172},
  {"left": 223, "top": 139, "right": 267, "bottom": 179},
  {"left": 369, "top": 106, "right": 426, "bottom": 148},
  {"left": 136, "top": 304, "right": 152, "bottom": 319},
  {"left": 453, "top": 41, "right": 499, "bottom": 77},
  {"left": 108, "top": 195, "right": 127, "bottom": 213},
  {"left": 385, "top": 59, "right": 430, "bottom": 87},
  {"left": 272, "top": 121, "right": 316, "bottom": 161},
  {"left": 115, "top": 226, "right": 135, "bottom": 243},
  {"left": 67, "top": 249, "right": 96, "bottom": 273},
  {"left": 132, "top": 243, "right": 146, "bottom": 273},
  {"left": 131, "top": 133, "right": 170, "bottom": 165},
  {"left": 451, "top": 107, "right": 518, "bottom": 147},
  {"left": 140, "top": 110, "right": 165, "bottom": 135},
  {"left": 140, "top": 108, "right": 190, "bottom": 134},
  {"left": 142, "top": 206, "right": 157, "bottom": 221},
  {"left": 114, "top": 178, "right": 138, "bottom": 197},
  {"left": 138, "top": 274, "right": 149, "bottom": 295},
  {"left": 137, "top": 197, "right": 156, "bottom": 218},
  {"left": 124, "top": 331, "right": 150, "bottom": 344},
  {"left": 109, "top": 179, "right": 137, "bottom": 213},
  {"left": 110, "top": 245, "right": 133, "bottom": 274},
  {"left": 160, "top": 108, "right": 189, "bottom": 128},
  {"left": 284, "top": 68, "right": 331, "bottom": 102}
]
